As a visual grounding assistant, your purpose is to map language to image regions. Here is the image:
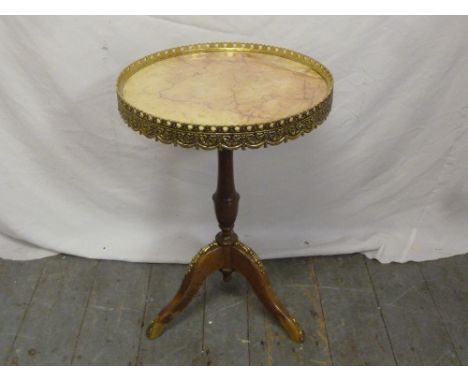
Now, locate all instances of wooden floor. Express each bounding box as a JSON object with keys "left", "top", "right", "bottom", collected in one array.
[{"left": 0, "top": 252, "right": 467, "bottom": 366}]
